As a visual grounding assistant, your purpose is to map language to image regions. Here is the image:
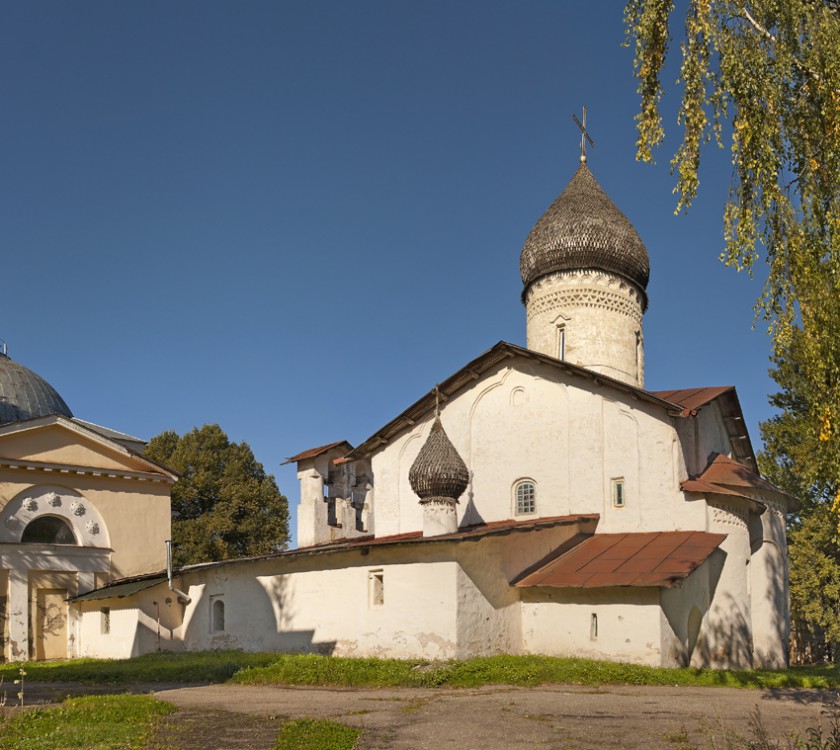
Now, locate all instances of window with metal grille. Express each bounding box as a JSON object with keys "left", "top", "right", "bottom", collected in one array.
[
  {"left": 612, "top": 478, "right": 625, "bottom": 508},
  {"left": 515, "top": 481, "right": 536, "bottom": 515}
]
